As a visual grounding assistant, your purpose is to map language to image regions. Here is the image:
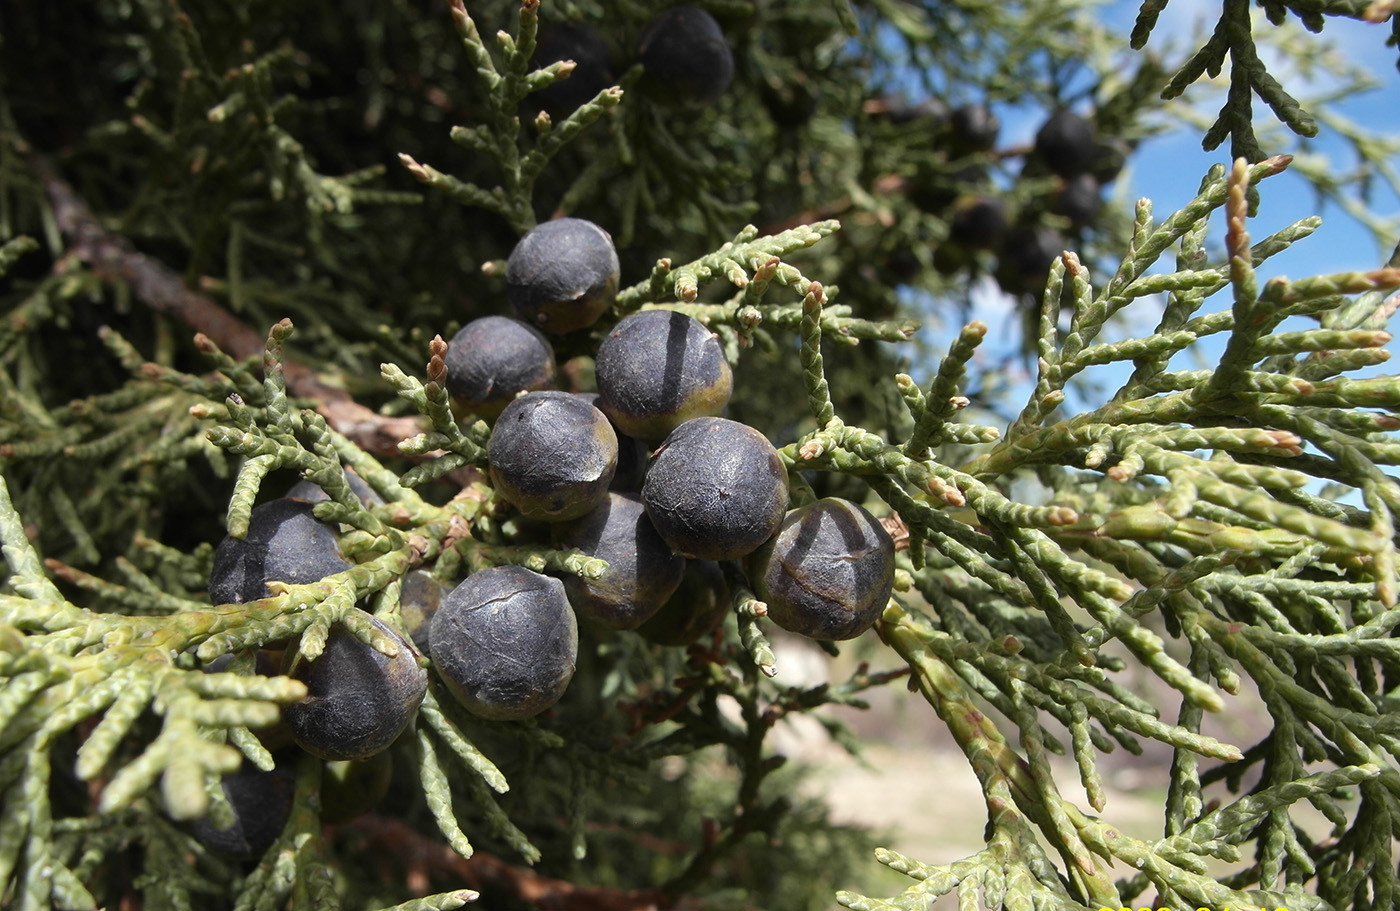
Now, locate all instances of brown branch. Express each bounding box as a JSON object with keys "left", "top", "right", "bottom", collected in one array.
[
  {"left": 33, "top": 155, "right": 425, "bottom": 459},
  {"left": 345, "top": 815, "right": 705, "bottom": 911}
]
